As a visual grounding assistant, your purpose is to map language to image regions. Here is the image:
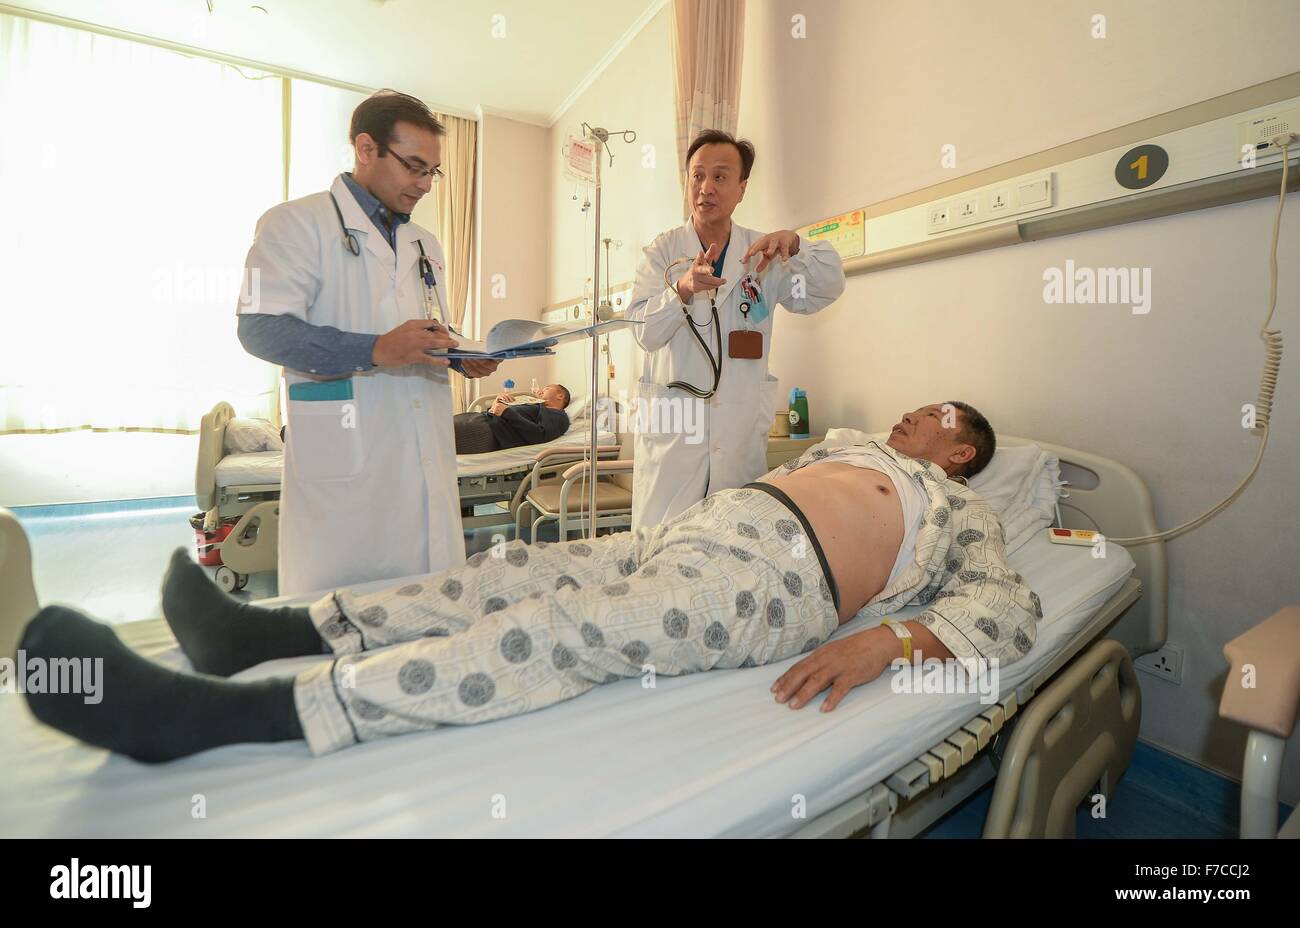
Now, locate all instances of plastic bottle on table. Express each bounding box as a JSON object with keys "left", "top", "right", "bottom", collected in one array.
[{"left": 788, "top": 387, "right": 810, "bottom": 439}]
